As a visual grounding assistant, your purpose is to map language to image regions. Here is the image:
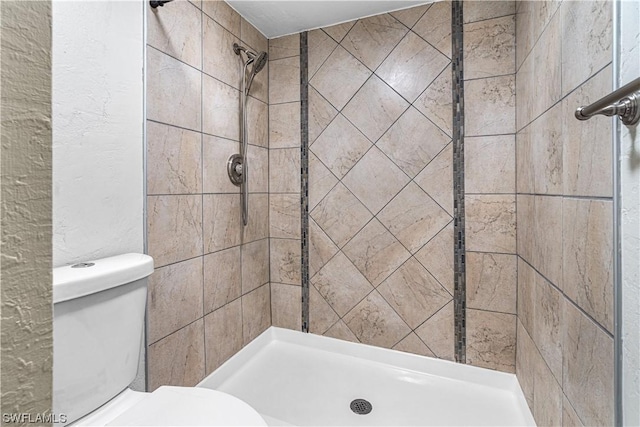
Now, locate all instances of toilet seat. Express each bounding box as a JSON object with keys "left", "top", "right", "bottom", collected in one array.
[{"left": 105, "top": 386, "right": 267, "bottom": 426}]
